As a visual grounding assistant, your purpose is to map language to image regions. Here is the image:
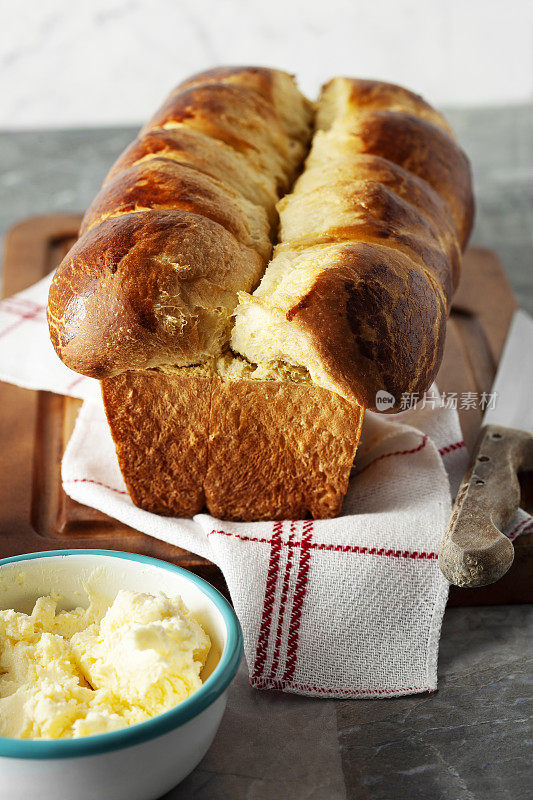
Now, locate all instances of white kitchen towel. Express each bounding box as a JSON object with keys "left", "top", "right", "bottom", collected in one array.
[
  {"left": 1, "top": 277, "right": 532, "bottom": 698},
  {"left": 0, "top": 273, "right": 99, "bottom": 401}
]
